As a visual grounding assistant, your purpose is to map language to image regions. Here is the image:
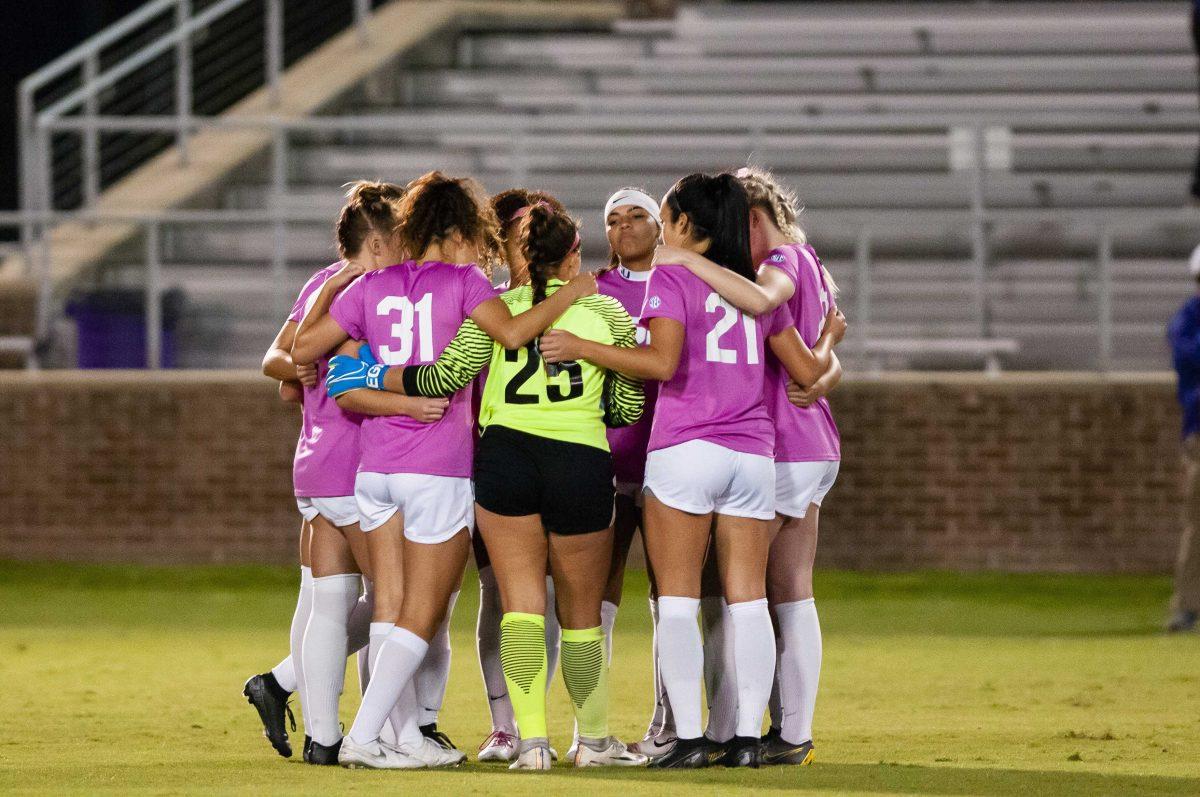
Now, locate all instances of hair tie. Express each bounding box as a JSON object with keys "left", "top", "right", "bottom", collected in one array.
[{"left": 508, "top": 201, "right": 552, "bottom": 224}]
